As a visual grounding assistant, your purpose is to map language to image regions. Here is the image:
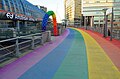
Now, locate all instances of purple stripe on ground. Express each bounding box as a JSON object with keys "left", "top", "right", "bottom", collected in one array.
[{"left": 0, "top": 29, "right": 69, "bottom": 79}]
